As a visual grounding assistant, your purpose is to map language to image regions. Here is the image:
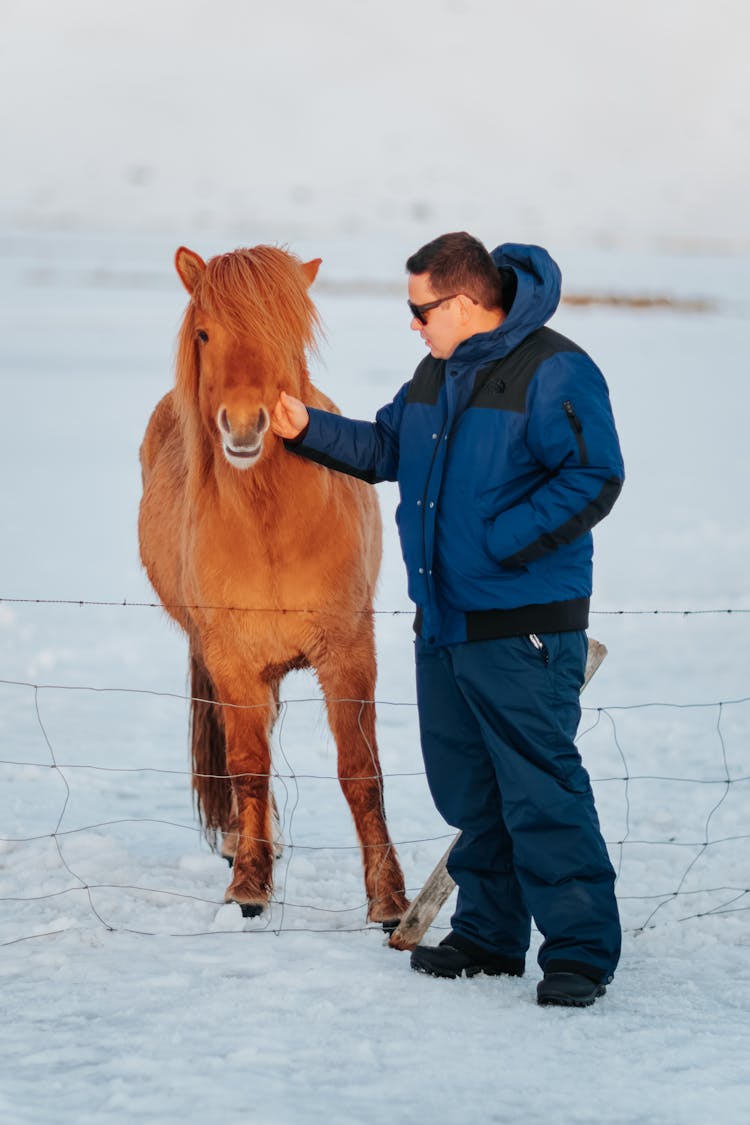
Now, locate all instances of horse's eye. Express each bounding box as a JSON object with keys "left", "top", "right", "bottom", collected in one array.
[{"left": 197, "top": 329, "right": 209, "bottom": 343}]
